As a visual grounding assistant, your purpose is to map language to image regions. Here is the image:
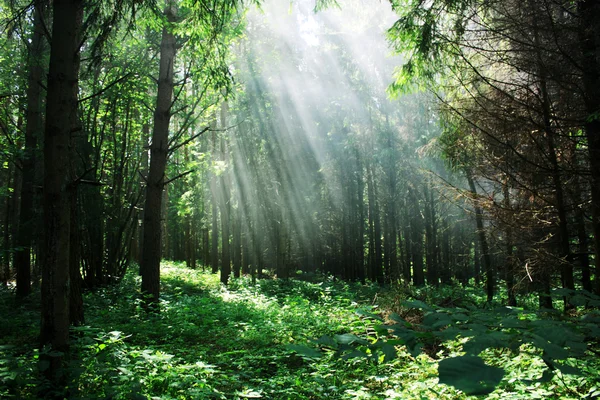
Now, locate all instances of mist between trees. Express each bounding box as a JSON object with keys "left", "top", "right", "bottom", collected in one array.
[{"left": 0, "top": 0, "right": 599, "bottom": 397}]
